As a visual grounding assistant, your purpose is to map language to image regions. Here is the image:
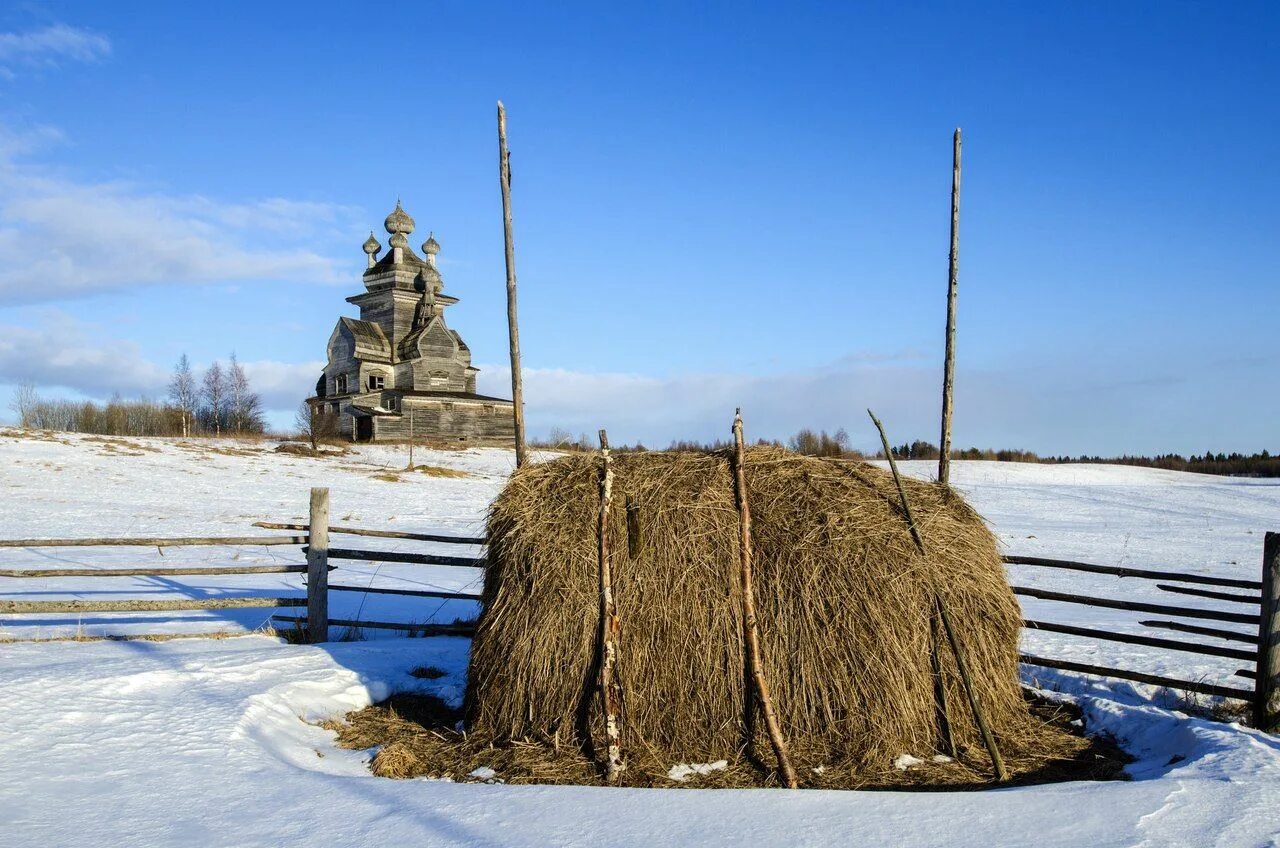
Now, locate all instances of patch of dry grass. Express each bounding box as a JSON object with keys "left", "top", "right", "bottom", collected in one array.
[
  {"left": 409, "top": 464, "right": 471, "bottom": 479},
  {"left": 371, "top": 472, "right": 403, "bottom": 483}
]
